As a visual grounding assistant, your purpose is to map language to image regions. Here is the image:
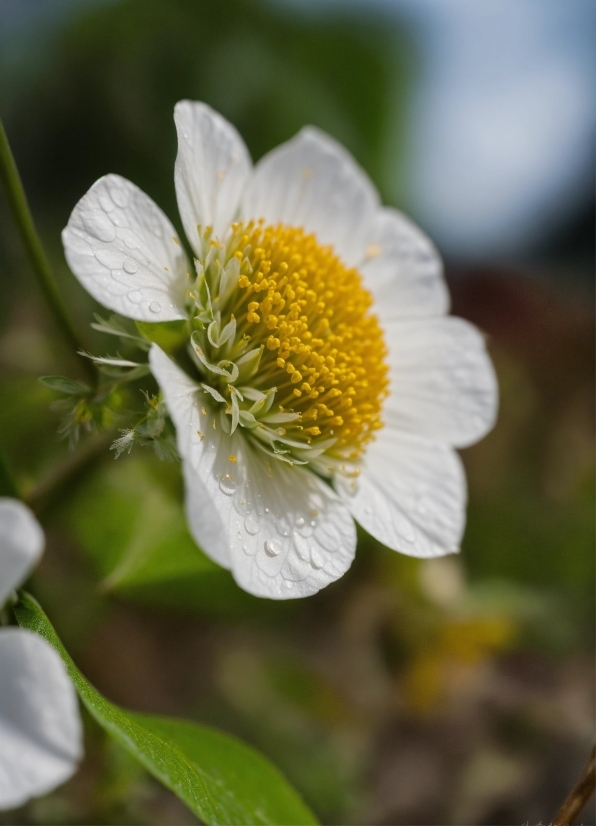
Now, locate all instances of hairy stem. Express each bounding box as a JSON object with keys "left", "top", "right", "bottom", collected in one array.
[
  {"left": 553, "top": 744, "right": 595, "bottom": 826},
  {"left": 0, "top": 119, "right": 96, "bottom": 383}
]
